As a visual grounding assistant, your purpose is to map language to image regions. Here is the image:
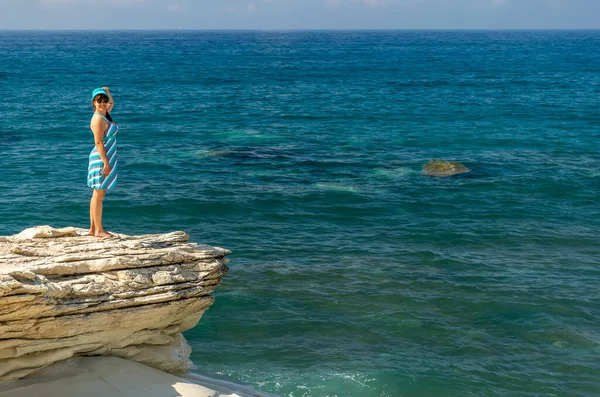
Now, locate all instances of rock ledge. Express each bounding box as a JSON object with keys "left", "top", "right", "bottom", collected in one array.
[{"left": 0, "top": 226, "right": 229, "bottom": 381}]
